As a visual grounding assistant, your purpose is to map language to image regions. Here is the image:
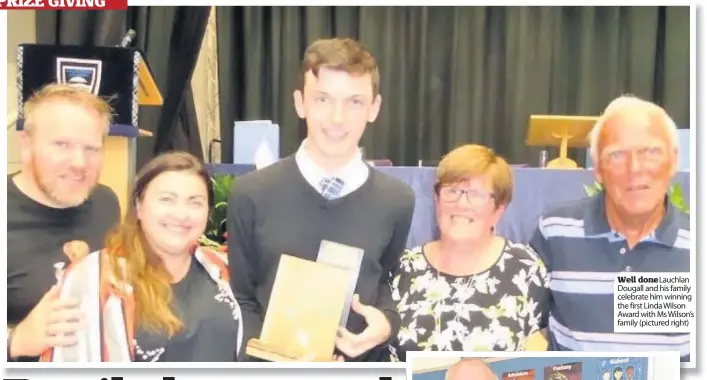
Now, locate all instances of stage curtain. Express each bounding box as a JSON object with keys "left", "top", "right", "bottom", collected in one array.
[{"left": 216, "top": 6, "right": 689, "bottom": 166}]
